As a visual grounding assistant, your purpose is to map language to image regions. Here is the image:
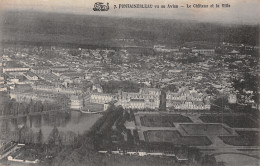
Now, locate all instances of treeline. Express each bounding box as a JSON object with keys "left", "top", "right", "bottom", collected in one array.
[
  {"left": 95, "top": 106, "right": 123, "bottom": 133},
  {"left": 232, "top": 73, "right": 258, "bottom": 103},
  {"left": 115, "top": 111, "right": 129, "bottom": 133},
  {"left": 0, "top": 92, "right": 62, "bottom": 117},
  {"left": 175, "top": 55, "right": 205, "bottom": 64},
  {"left": 113, "top": 110, "right": 136, "bottom": 148},
  {"left": 64, "top": 105, "right": 125, "bottom": 150},
  {"left": 100, "top": 80, "right": 142, "bottom": 93},
  {"left": 49, "top": 106, "right": 126, "bottom": 165},
  {"left": 0, "top": 121, "right": 78, "bottom": 146},
  {"left": 163, "top": 84, "right": 178, "bottom": 92},
  {"left": 53, "top": 149, "right": 183, "bottom": 166},
  {"left": 0, "top": 122, "right": 81, "bottom": 163},
  {"left": 3, "top": 11, "right": 258, "bottom": 48}
]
